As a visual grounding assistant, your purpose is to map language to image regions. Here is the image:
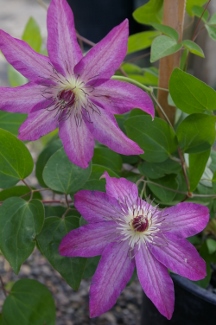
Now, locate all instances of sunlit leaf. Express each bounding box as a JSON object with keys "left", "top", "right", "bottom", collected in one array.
[
  {"left": 150, "top": 35, "right": 181, "bottom": 62},
  {"left": 127, "top": 30, "right": 159, "bottom": 54},
  {"left": 133, "top": 0, "right": 163, "bottom": 25},
  {"left": 182, "top": 40, "right": 205, "bottom": 57},
  {"left": 169, "top": 68, "right": 216, "bottom": 114},
  {"left": 176, "top": 114, "right": 216, "bottom": 153}
]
